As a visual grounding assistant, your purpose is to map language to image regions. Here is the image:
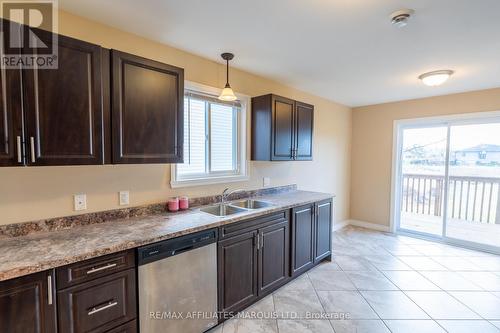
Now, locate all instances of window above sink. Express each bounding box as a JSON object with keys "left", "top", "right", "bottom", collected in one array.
[{"left": 171, "top": 81, "right": 249, "bottom": 188}]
